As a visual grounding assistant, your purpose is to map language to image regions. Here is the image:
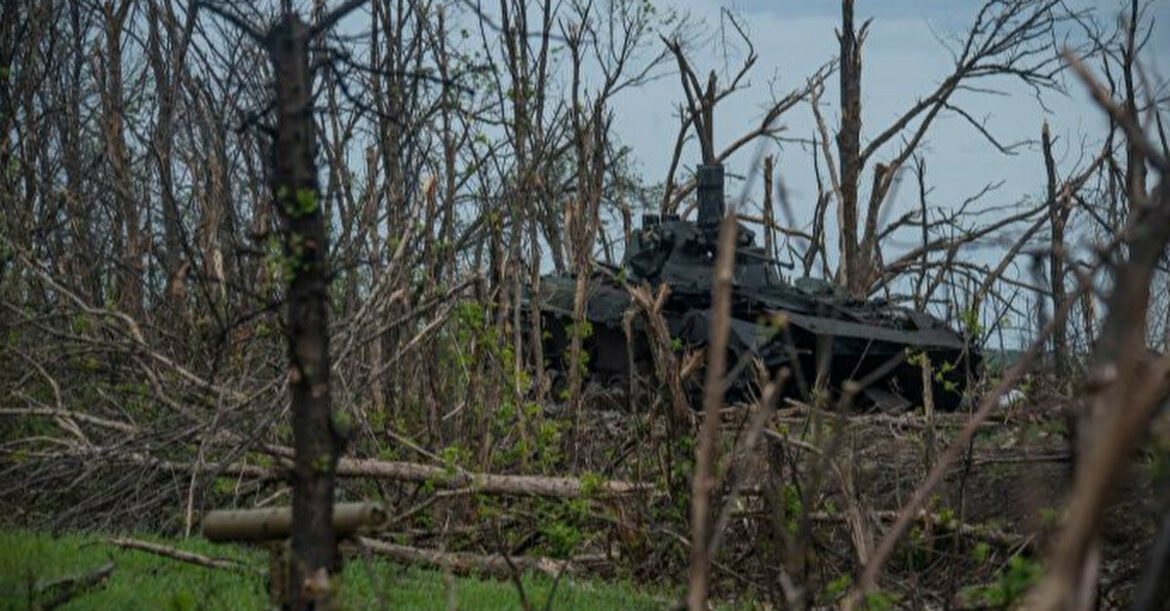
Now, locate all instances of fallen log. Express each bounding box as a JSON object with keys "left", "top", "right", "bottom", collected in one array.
[
  {"left": 354, "top": 537, "right": 578, "bottom": 578},
  {"left": 263, "top": 446, "right": 653, "bottom": 498},
  {"left": 335, "top": 457, "right": 651, "bottom": 498},
  {"left": 202, "top": 502, "right": 386, "bottom": 543},
  {"left": 126, "top": 454, "right": 274, "bottom": 479},
  {"left": 120, "top": 446, "right": 652, "bottom": 499}
]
